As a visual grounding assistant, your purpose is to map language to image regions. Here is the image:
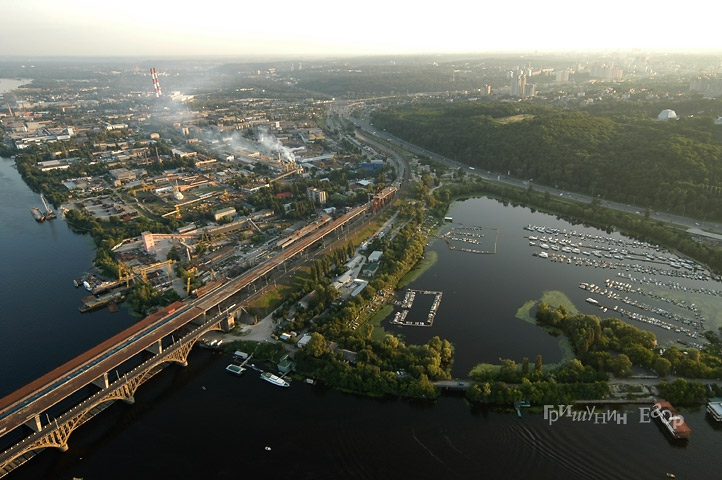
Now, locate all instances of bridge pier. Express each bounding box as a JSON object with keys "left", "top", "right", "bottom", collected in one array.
[
  {"left": 220, "top": 314, "right": 235, "bottom": 332},
  {"left": 24, "top": 415, "right": 42, "bottom": 433},
  {"left": 144, "top": 339, "right": 163, "bottom": 355},
  {"left": 92, "top": 372, "right": 109, "bottom": 389}
]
